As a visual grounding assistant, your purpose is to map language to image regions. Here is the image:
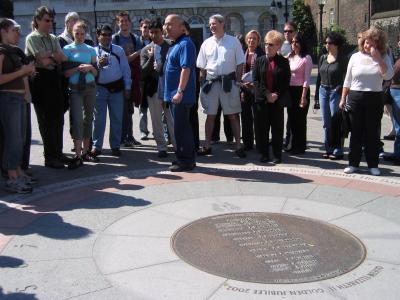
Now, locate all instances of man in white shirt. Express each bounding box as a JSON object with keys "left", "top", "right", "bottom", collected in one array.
[
  {"left": 196, "top": 14, "right": 246, "bottom": 158},
  {"left": 280, "top": 21, "right": 297, "bottom": 57}
]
